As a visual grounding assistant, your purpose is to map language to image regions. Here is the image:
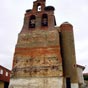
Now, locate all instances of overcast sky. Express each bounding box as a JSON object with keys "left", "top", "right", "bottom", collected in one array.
[{"left": 0, "top": 0, "right": 88, "bottom": 72}]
